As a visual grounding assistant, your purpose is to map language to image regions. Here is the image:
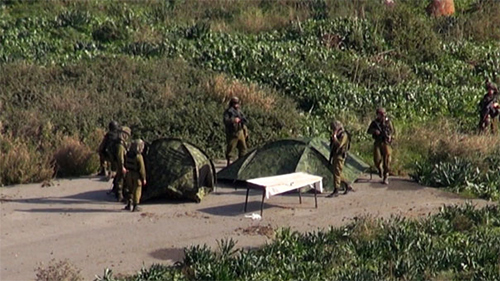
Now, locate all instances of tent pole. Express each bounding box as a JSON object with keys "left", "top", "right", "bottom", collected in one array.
[
  {"left": 298, "top": 187, "right": 302, "bottom": 204},
  {"left": 260, "top": 190, "right": 265, "bottom": 217},
  {"left": 314, "top": 185, "right": 318, "bottom": 208},
  {"left": 244, "top": 187, "right": 250, "bottom": 212}
]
